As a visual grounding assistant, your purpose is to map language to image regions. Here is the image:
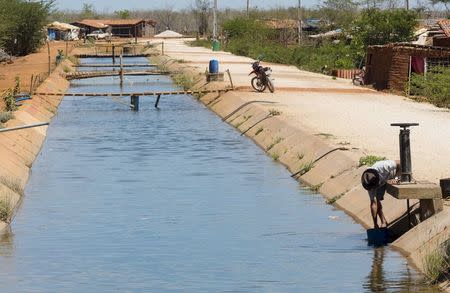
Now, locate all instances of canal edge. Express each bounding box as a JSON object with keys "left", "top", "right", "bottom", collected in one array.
[{"left": 149, "top": 51, "right": 449, "bottom": 289}]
